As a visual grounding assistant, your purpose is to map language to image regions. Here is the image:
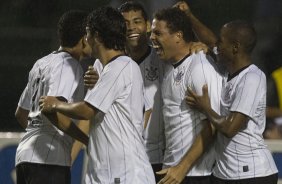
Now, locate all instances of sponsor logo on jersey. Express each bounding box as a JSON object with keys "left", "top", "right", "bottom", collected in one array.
[
  {"left": 145, "top": 66, "right": 158, "bottom": 81},
  {"left": 174, "top": 71, "right": 184, "bottom": 85}
]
